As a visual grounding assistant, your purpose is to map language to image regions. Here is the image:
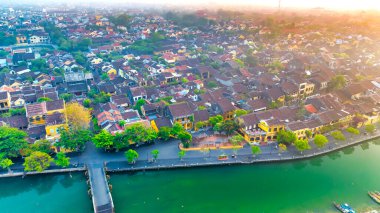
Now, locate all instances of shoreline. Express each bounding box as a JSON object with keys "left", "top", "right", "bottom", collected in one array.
[
  {"left": 0, "top": 132, "right": 379, "bottom": 178},
  {"left": 105, "top": 133, "right": 380, "bottom": 173}
]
